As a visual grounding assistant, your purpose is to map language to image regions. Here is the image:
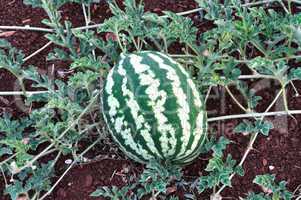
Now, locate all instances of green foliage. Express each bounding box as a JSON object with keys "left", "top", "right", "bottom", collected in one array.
[
  {"left": 5, "top": 162, "right": 53, "bottom": 200},
  {"left": 235, "top": 120, "right": 274, "bottom": 136},
  {"left": 245, "top": 193, "right": 271, "bottom": 200},
  {"left": 237, "top": 81, "right": 262, "bottom": 109},
  {"left": 198, "top": 137, "right": 244, "bottom": 192},
  {"left": 0, "top": 40, "right": 101, "bottom": 199},
  {"left": 91, "top": 186, "right": 134, "bottom": 200},
  {"left": 137, "top": 161, "right": 182, "bottom": 197},
  {"left": 245, "top": 174, "right": 292, "bottom": 200},
  {"left": 0, "top": 39, "right": 27, "bottom": 92},
  {"left": 201, "top": 136, "right": 231, "bottom": 157},
  {"left": 162, "top": 11, "right": 198, "bottom": 45},
  {"left": 5, "top": 181, "right": 28, "bottom": 200},
  {"left": 70, "top": 56, "right": 109, "bottom": 71},
  {"left": 98, "top": 0, "right": 198, "bottom": 54},
  {"left": 91, "top": 160, "right": 182, "bottom": 199},
  {"left": 198, "top": 154, "right": 244, "bottom": 192},
  {"left": 23, "top": 0, "right": 90, "bottom": 8}
]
